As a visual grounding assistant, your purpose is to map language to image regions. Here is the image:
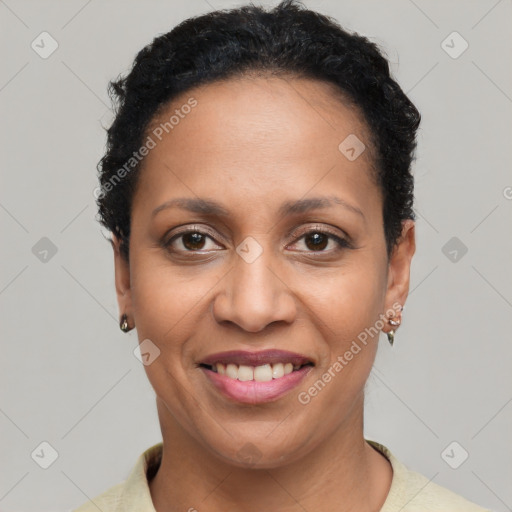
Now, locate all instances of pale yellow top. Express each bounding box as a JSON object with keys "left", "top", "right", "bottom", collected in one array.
[{"left": 74, "top": 439, "right": 492, "bottom": 511}]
